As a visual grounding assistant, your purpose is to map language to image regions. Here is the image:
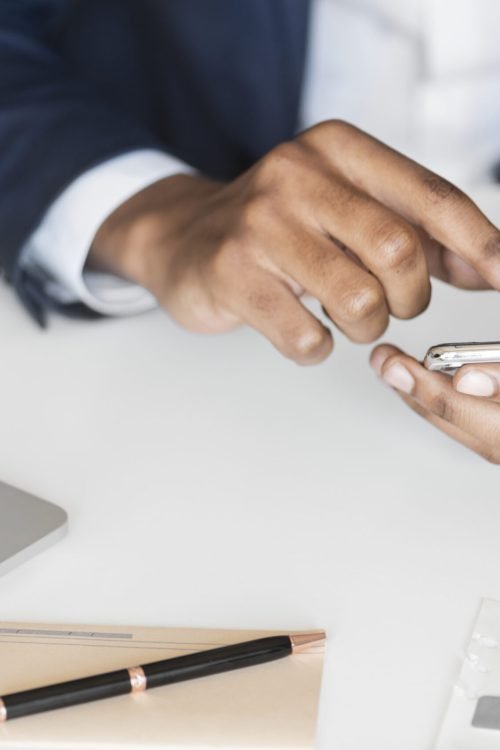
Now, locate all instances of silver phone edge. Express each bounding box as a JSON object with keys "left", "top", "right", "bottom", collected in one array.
[{"left": 424, "top": 343, "right": 500, "bottom": 373}]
